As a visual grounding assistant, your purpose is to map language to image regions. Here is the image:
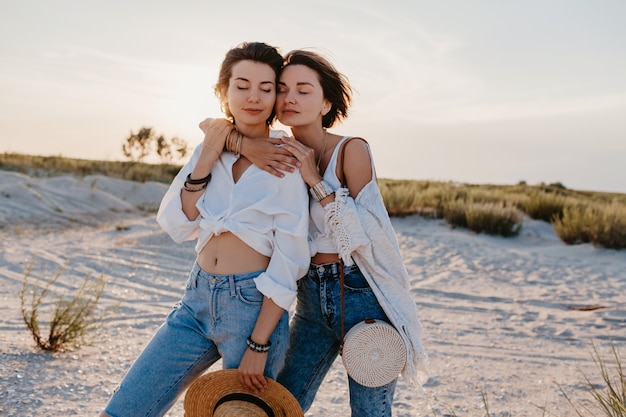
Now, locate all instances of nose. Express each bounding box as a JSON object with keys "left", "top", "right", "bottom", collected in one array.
[
  {"left": 247, "top": 91, "right": 260, "bottom": 103},
  {"left": 284, "top": 91, "right": 296, "bottom": 104}
]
